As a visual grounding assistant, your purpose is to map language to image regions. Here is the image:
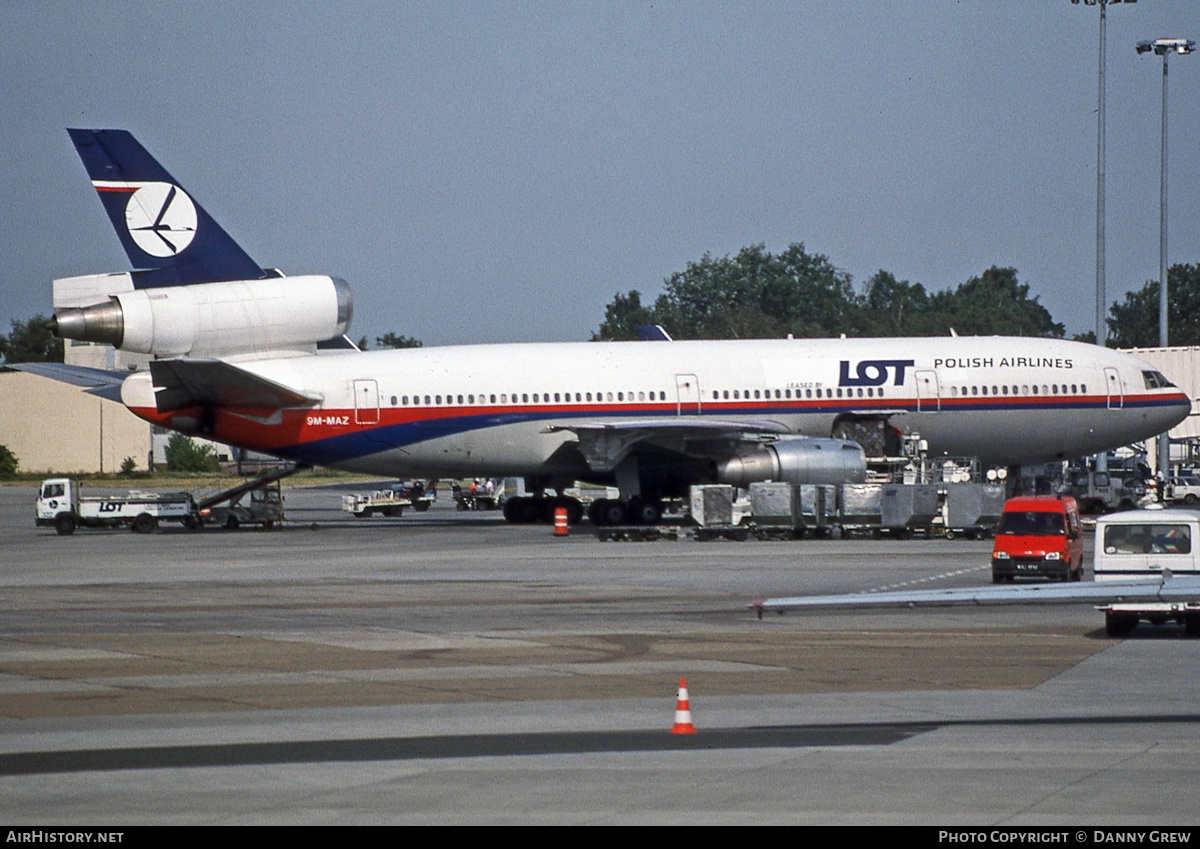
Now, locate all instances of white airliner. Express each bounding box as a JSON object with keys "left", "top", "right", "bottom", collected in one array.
[{"left": 35, "top": 130, "right": 1191, "bottom": 525}]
